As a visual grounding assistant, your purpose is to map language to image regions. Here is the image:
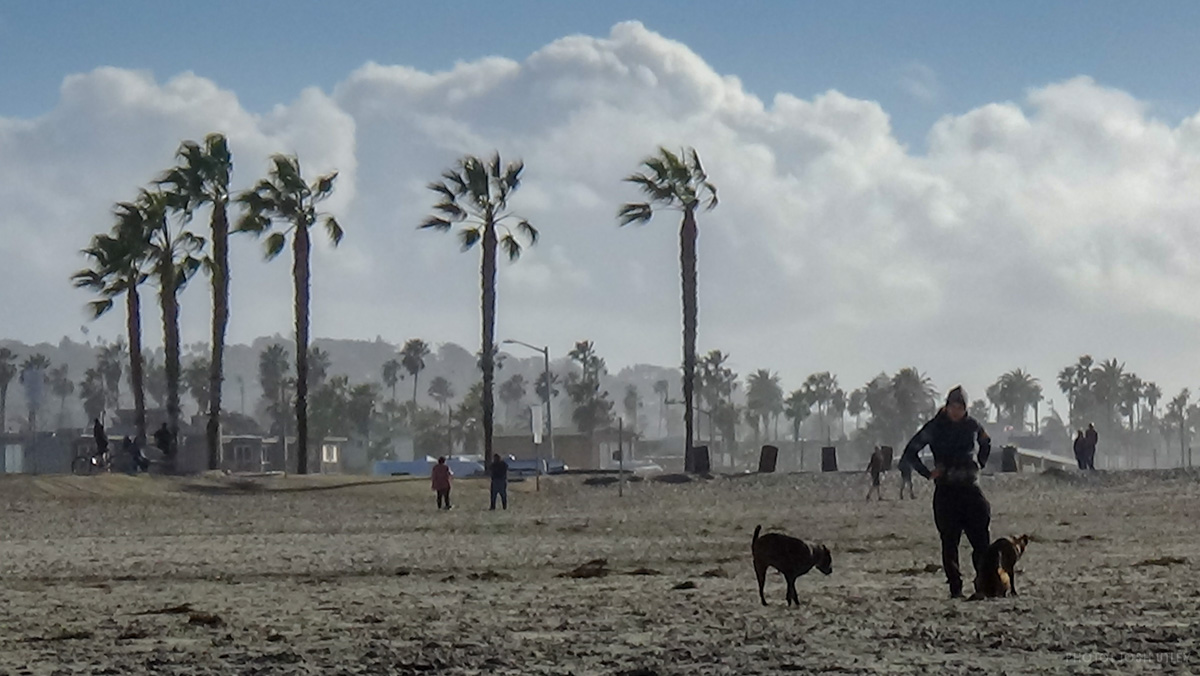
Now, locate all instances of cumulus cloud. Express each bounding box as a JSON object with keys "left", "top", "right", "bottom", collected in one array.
[{"left": 3, "top": 22, "right": 1200, "bottom": 404}]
